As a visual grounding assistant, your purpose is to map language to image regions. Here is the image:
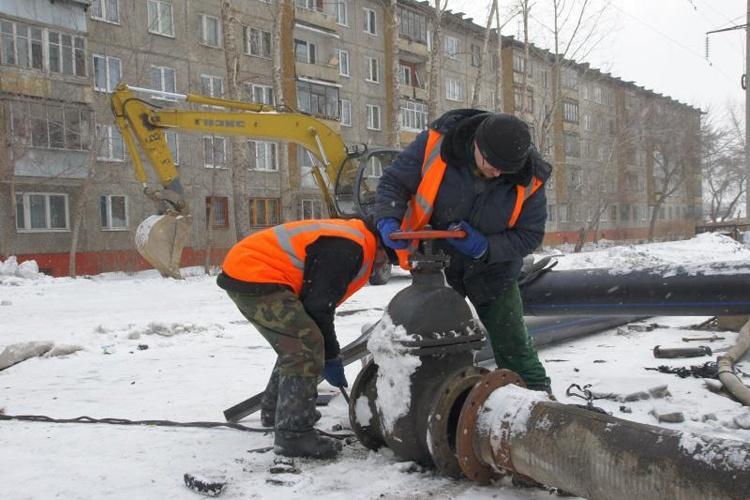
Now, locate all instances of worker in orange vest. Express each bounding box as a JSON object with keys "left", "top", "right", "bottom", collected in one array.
[
  {"left": 375, "top": 111, "right": 553, "bottom": 393},
  {"left": 217, "top": 217, "right": 390, "bottom": 459}
]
